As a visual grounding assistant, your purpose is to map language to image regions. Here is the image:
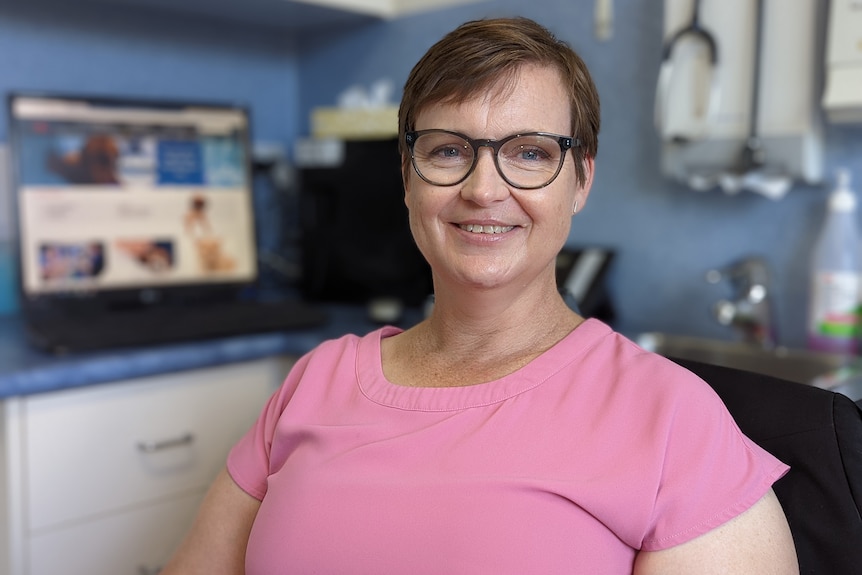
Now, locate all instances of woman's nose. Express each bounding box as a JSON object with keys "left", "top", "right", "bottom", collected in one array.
[{"left": 459, "top": 148, "right": 510, "bottom": 205}]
